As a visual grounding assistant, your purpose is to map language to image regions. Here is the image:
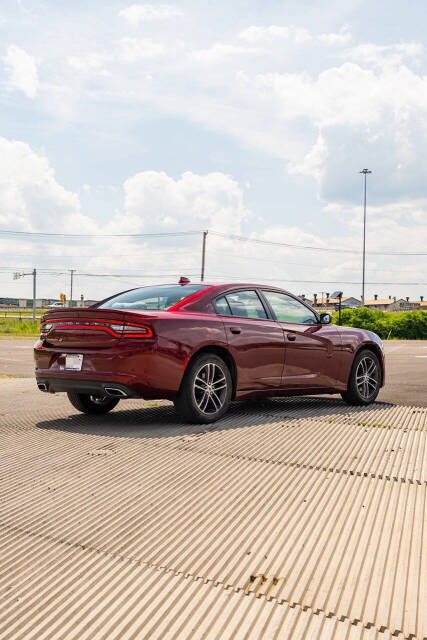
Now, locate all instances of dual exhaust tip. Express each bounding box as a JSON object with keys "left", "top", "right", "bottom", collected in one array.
[
  {"left": 37, "top": 383, "right": 127, "bottom": 398},
  {"left": 104, "top": 387, "right": 128, "bottom": 398}
]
